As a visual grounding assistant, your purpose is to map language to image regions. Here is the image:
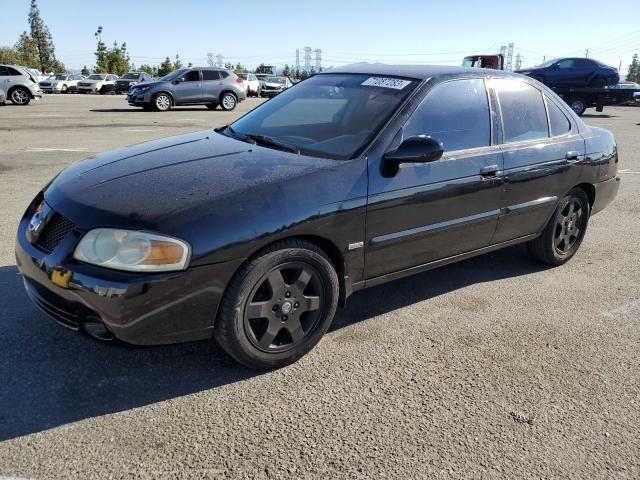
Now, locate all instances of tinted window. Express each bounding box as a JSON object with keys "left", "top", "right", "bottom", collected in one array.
[
  {"left": 546, "top": 96, "right": 571, "bottom": 137},
  {"left": 494, "top": 79, "right": 548, "bottom": 143},
  {"left": 202, "top": 70, "right": 220, "bottom": 81},
  {"left": 556, "top": 59, "right": 574, "bottom": 69},
  {"left": 573, "top": 59, "right": 595, "bottom": 68},
  {"left": 185, "top": 70, "right": 200, "bottom": 81},
  {"left": 6, "top": 67, "right": 22, "bottom": 76},
  {"left": 220, "top": 71, "right": 229, "bottom": 79},
  {"left": 404, "top": 79, "right": 490, "bottom": 152},
  {"left": 0, "top": 66, "right": 8, "bottom": 76}
]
